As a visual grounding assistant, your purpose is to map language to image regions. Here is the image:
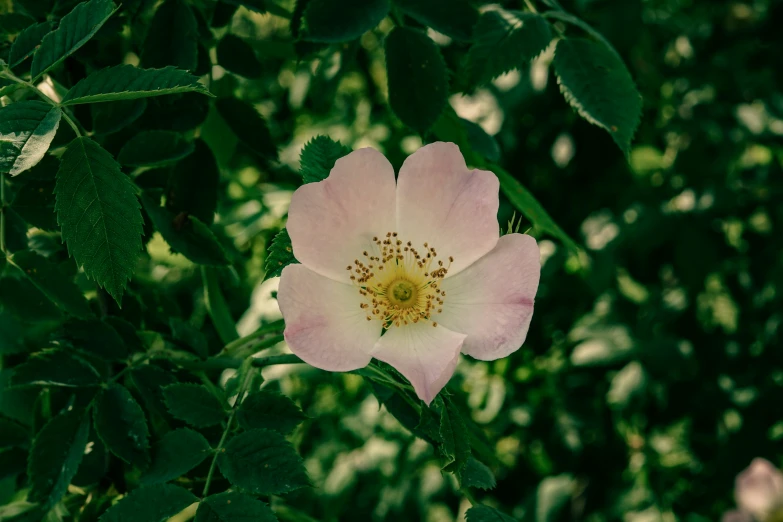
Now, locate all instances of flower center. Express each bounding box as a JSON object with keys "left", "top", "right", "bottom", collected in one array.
[
  {"left": 347, "top": 232, "right": 453, "bottom": 329},
  {"left": 388, "top": 279, "right": 417, "bottom": 307}
]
